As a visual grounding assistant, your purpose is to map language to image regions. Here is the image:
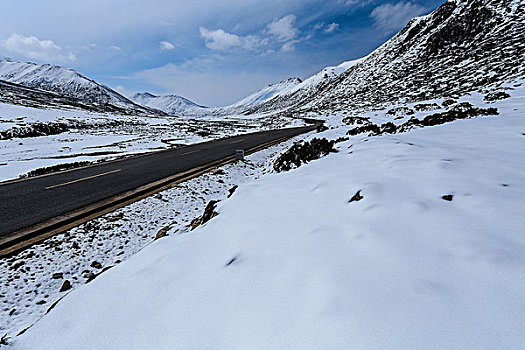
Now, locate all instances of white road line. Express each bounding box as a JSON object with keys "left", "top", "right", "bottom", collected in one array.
[{"left": 45, "top": 169, "right": 122, "bottom": 190}]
